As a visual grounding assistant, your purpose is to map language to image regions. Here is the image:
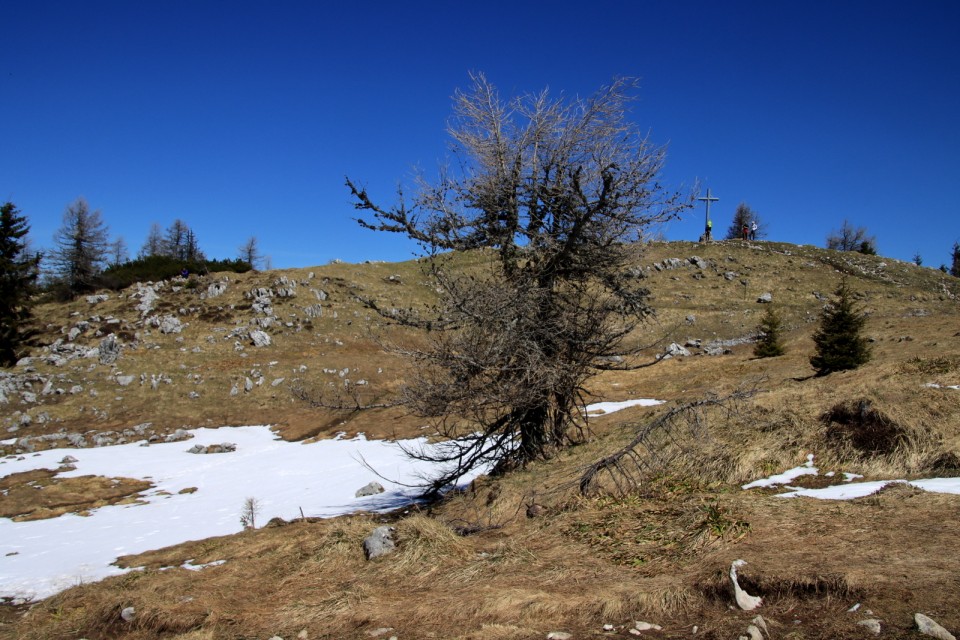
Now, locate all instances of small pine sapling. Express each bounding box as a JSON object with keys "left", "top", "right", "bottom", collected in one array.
[
  {"left": 754, "top": 306, "right": 785, "bottom": 358},
  {"left": 810, "top": 279, "right": 871, "bottom": 375},
  {"left": 239, "top": 496, "right": 261, "bottom": 529}
]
